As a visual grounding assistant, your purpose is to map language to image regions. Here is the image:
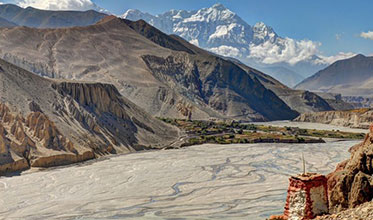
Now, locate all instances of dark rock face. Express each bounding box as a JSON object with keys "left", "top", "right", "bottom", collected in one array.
[
  {"left": 123, "top": 19, "right": 195, "bottom": 54},
  {"left": 301, "top": 91, "right": 332, "bottom": 110},
  {"left": 143, "top": 54, "right": 299, "bottom": 121},
  {"left": 327, "top": 125, "right": 373, "bottom": 213}
]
